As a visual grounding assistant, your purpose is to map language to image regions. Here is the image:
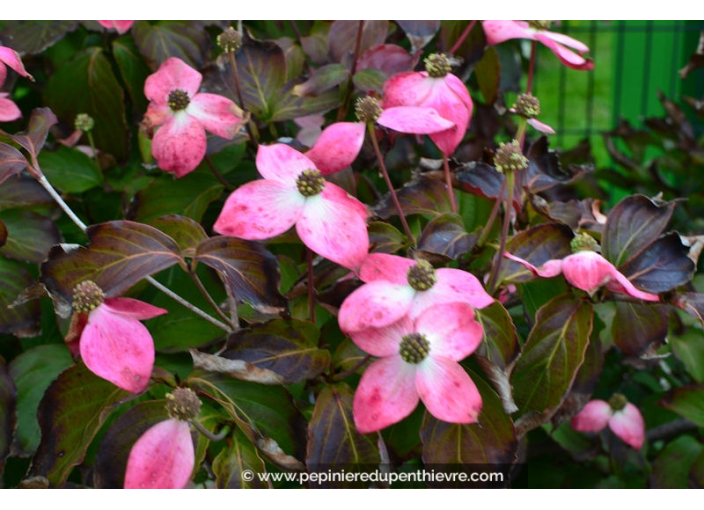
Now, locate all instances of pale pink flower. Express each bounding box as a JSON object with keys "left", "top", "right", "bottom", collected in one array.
[
  {"left": 214, "top": 143, "right": 369, "bottom": 271},
  {"left": 78, "top": 296, "right": 167, "bottom": 393},
  {"left": 352, "top": 303, "right": 484, "bottom": 433},
  {"left": 143, "top": 57, "right": 245, "bottom": 177},
  {"left": 124, "top": 419, "right": 194, "bottom": 488},
  {"left": 504, "top": 250, "right": 659, "bottom": 301},
  {"left": 571, "top": 397, "right": 645, "bottom": 449},
  {"left": 0, "top": 45, "right": 33, "bottom": 122},
  {"left": 97, "top": 20, "right": 134, "bottom": 34},
  {"left": 338, "top": 253, "right": 494, "bottom": 334},
  {"left": 482, "top": 21, "right": 594, "bottom": 71}
]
